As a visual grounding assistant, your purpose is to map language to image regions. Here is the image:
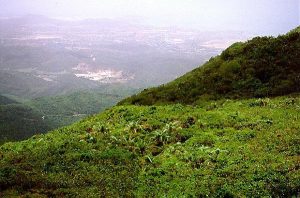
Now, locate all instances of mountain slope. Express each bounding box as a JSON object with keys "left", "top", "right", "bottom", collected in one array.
[
  {"left": 0, "top": 96, "right": 299, "bottom": 197},
  {"left": 0, "top": 91, "right": 124, "bottom": 142},
  {"left": 0, "top": 27, "right": 300, "bottom": 197},
  {"left": 119, "top": 27, "right": 300, "bottom": 105},
  {"left": 0, "top": 103, "right": 51, "bottom": 142},
  {"left": 0, "top": 95, "right": 51, "bottom": 143},
  {"left": 0, "top": 95, "right": 18, "bottom": 105},
  {"left": 25, "top": 91, "right": 123, "bottom": 129}
]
